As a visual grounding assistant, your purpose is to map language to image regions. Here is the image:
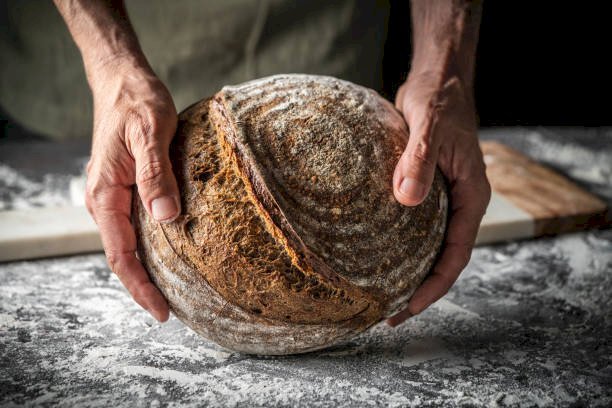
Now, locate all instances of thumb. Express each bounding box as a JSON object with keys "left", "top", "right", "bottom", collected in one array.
[
  {"left": 132, "top": 121, "right": 181, "bottom": 223},
  {"left": 393, "top": 109, "right": 441, "bottom": 206}
]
